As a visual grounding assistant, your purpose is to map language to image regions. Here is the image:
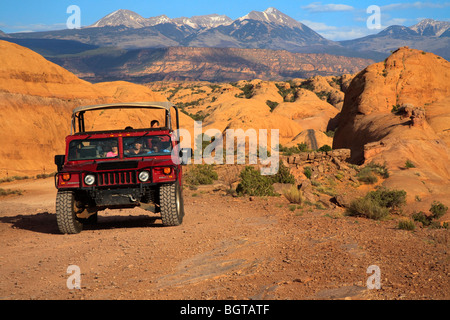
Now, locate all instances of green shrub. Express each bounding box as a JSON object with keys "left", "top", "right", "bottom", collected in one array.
[
  {"left": 398, "top": 219, "right": 416, "bottom": 231},
  {"left": 365, "top": 188, "right": 406, "bottom": 212},
  {"left": 347, "top": 188, "right": 406, "bottom": 220},
  {"left": 412, "top": 211, "right": 430, "bottom": 226},
  {"left": 413, "top": 201, "right": 448, "bottom": 227},
  {"left": 347, "top": 197, "right": 390, "bottom": 220},
  {"left": 185, "top": 164, "right": 218, "bottom": 186},
  {"left": 266, "top": 100, "right": 279, "bottom": 112},
  {"left": 356, "top": 162, "right": 389, "bottom": 184},
  {"left": 0, "top": 188, "right": 23, "bottom": 196},
  {"left": 270, "top": 161, "right": 295, "bottom": 184},
  {"left": 240, "top": 84, "right": 254, "bottom": 99},
  {"left": 430, "top": 201, "right": 448, "bottom": 220},
  {"left": 236, "top": 166, "right": 275, "bottom": 196},
  {"left": 283, "top": 185, "right": 303, "bottom": 204},
  {"left": 278, "top": 143, "right": 309, "bottom": 155},
  {"left": 356, "top": 169, "right": 378, "bottom": 184},
  {"left": 303, "top": 166, "right": 312, "bottom": 179},
  {"left": 324, "top": 130, "right": 336, "bottom": 138},
  {"left": 405, "top": 160, "right": 415, "bottom": 168},
  {"left": 317, "top": 145, "right": 332, "bottom": 152}
]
